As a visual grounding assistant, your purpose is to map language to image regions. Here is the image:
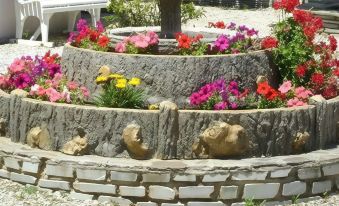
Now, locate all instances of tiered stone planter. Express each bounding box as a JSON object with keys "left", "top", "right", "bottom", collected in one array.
[{"left": 1, "top": 137, "right": 339, "bottom": 205}]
